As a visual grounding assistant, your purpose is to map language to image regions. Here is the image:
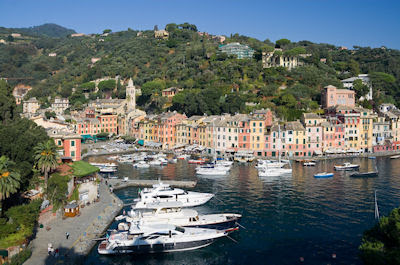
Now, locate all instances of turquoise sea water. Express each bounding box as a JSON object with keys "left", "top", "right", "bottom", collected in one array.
[{"left": 84, "top": 157, "right": 400, "bottom": 265}]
